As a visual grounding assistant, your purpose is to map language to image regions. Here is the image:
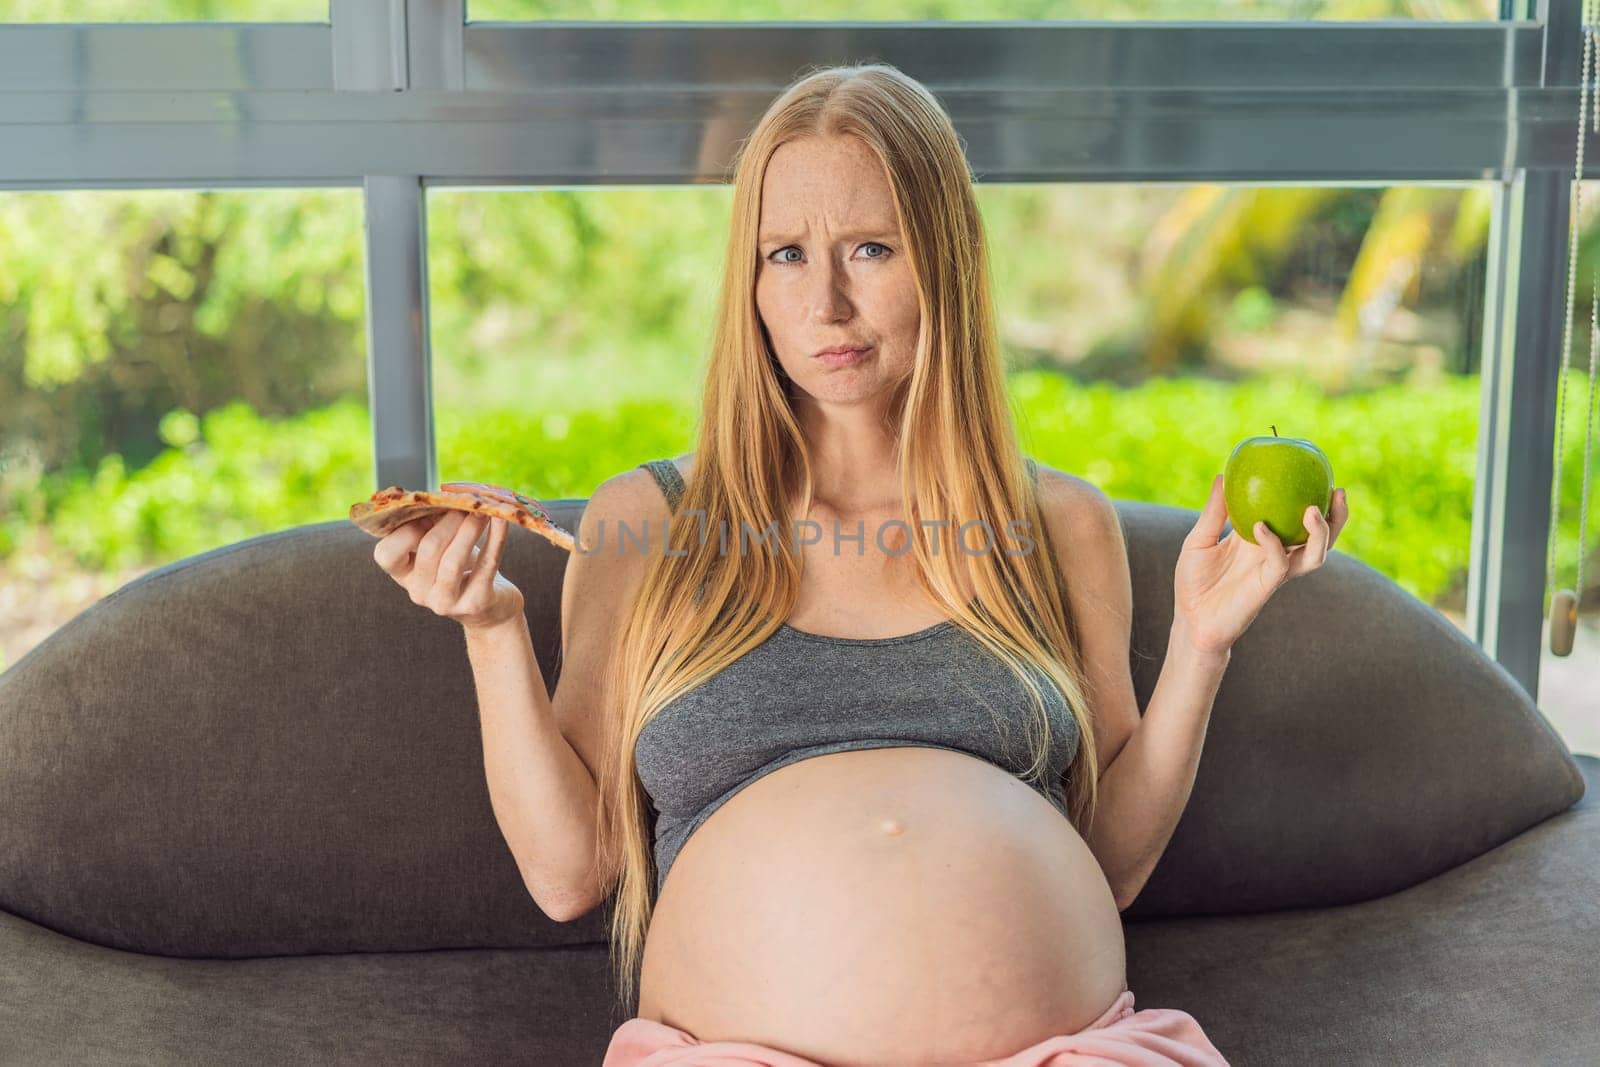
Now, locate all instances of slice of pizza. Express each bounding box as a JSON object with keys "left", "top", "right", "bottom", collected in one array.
[{"left": 349, "top": 483, "right": 576, "bottom": 553}]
